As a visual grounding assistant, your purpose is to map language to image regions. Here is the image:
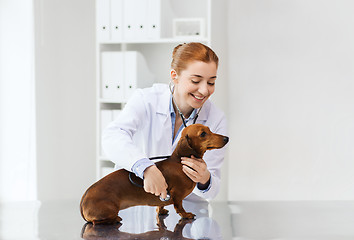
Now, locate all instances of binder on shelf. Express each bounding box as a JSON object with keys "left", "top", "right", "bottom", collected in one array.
[
  {"left": 124, "top": 51, "right": 137, "bottom": 100},
  {"left": 96, "top": 0, "right": 110, "bottom": 41},
  {"left": 101, "top": 52, "right": 124, "bottom": 101},
  {"left": 123, "top": 0, "right": 137, "bottom": 40},
  {"left": 135, "top": 0, "right": 148, "bottom": 40},
  {"left": 110, "top": 0, "right": 123, "bottom": 41},
  {"left": 101, "top": 52, "right": 114, "bottom": 99},
  {"left": 111, "top": 52, "right": 125, "bottom": 101},
  {"left": 124, "top": 51, "right": 154, "bottom": 101},
  {"left": 147, "top": 0, "right": 161, "bottom": 39},
  {"left": 100, "top": 110, "right": 113, "bottom": 157}
]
